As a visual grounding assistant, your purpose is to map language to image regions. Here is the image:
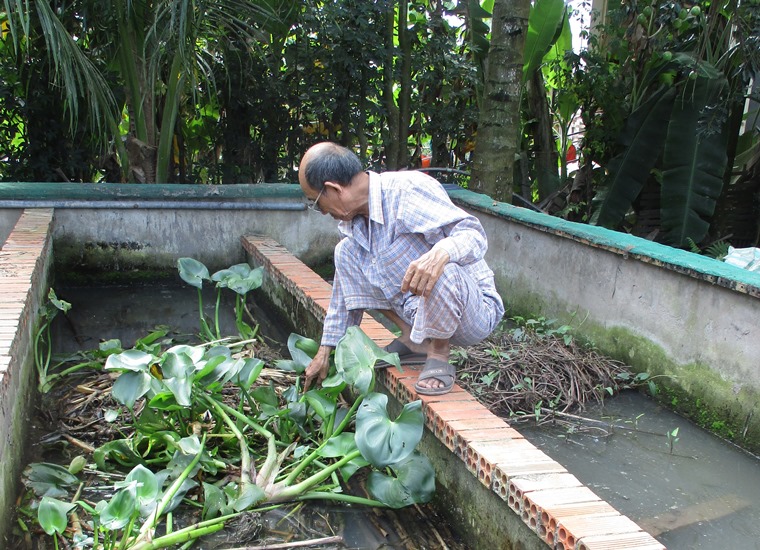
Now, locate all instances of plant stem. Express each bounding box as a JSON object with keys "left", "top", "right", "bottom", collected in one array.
[
  {"left": 213, "top": 398, "right": 273, "bottom": 439},
  {"left": 136, "top": 433, "right": 207, "bottom": 542},
  {"left": 214, "top": 288, "right": 222, "bottom": 340},
  {"left": 206, "top": 397, "right": 252, "bottom": 485},
  {"left": 196, "top": 288, "right": 212, "bottom": 340},
  {"left": 283, "top": 397, "right": 363, "bottom": 486},
  {"left": 130, "top": 520, "right": 228, "bottom": 550},
  {"left": 295, "top": 492, "right": 386, "bottom": 507},
  {"left": 274, "top": 450, "right": 363, "bottom": 502}
]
